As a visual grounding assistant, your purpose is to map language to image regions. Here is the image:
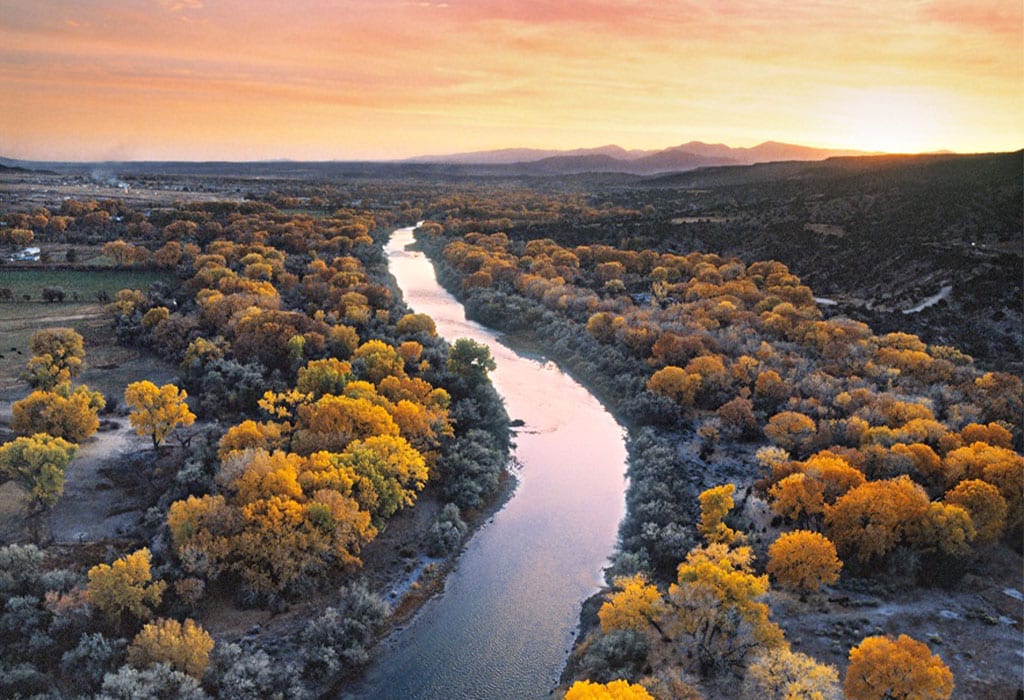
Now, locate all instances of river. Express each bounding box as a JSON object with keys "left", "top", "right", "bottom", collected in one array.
[{"left": 342, "top": 226, "right": 628, "bottom": 699}]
